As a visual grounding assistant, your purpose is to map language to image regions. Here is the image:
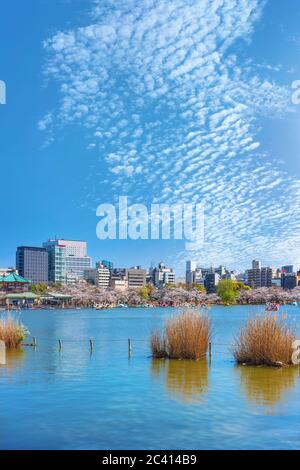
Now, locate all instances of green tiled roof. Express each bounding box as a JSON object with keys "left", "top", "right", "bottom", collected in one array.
[
  {"left": 0, "top": 272, "right": 30, "bottom": 283},
  {"left": 5, "top": 292, "right": 40, "bottom": 299},
  {"left": 47, "top": 292, "right": 73, "bottom": 299}
]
